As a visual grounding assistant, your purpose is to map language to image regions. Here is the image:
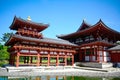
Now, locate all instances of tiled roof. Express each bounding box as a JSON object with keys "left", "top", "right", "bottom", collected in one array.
[
  {"left": 16, "top": 16, "right": 49, "bottom": 27},
  {"left": 6, "top": 34, "right": 77, "bottom": 46},
  {"left": 108, "top": 45, "right": 120, "bottom": 50},
  {"left": 58, "top": 19, "right": 120, "bottom": 40},
  {"left": 76, "top": 20, "right": 91, "bottom": 32},
  {"left": 10, "top": 16, "right": 49, "bottom": 32}
]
